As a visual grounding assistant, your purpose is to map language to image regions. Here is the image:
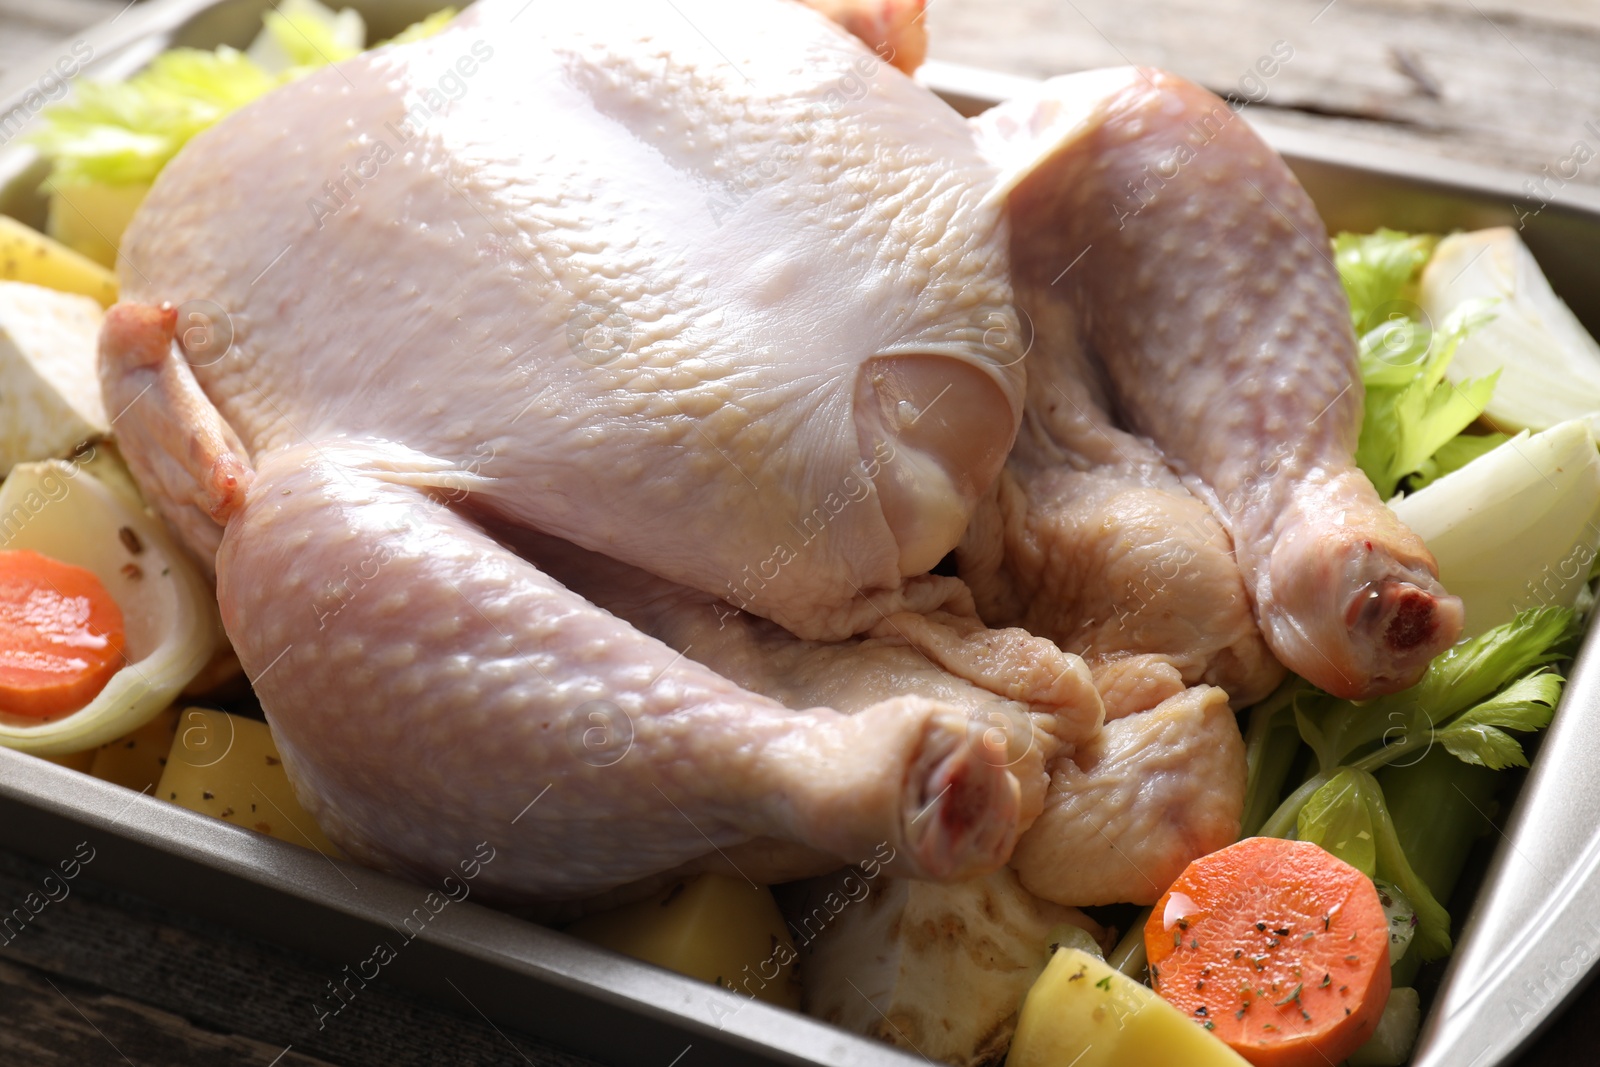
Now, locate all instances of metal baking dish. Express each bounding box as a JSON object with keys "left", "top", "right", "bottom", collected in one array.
[{"left": 3, "top": 3, "right": 1600, "bottom": 1065}]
